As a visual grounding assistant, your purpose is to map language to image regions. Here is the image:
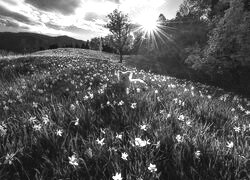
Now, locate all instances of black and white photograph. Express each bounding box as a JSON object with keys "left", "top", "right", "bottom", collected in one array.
[{"left": 0, "top": 0, "right": 250, "bottom": 179}]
